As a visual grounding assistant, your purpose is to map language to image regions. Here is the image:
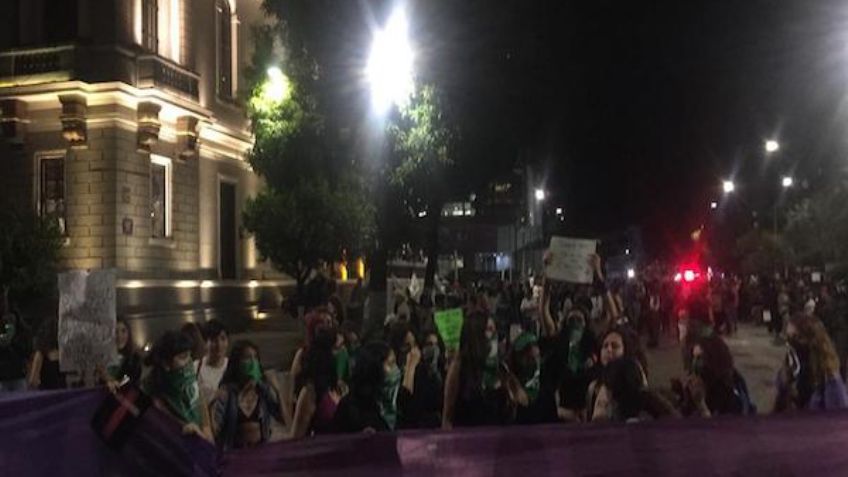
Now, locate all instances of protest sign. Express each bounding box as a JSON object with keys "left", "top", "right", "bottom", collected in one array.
[
  {"left": 58, "top": 269, "right": 117, "bottom": 374},
  {"left": 545, "top": 236, "right": 597, "bottom": 283},
  {"left": 434, "top": 308, "right": 464, "bottom": 350}
]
